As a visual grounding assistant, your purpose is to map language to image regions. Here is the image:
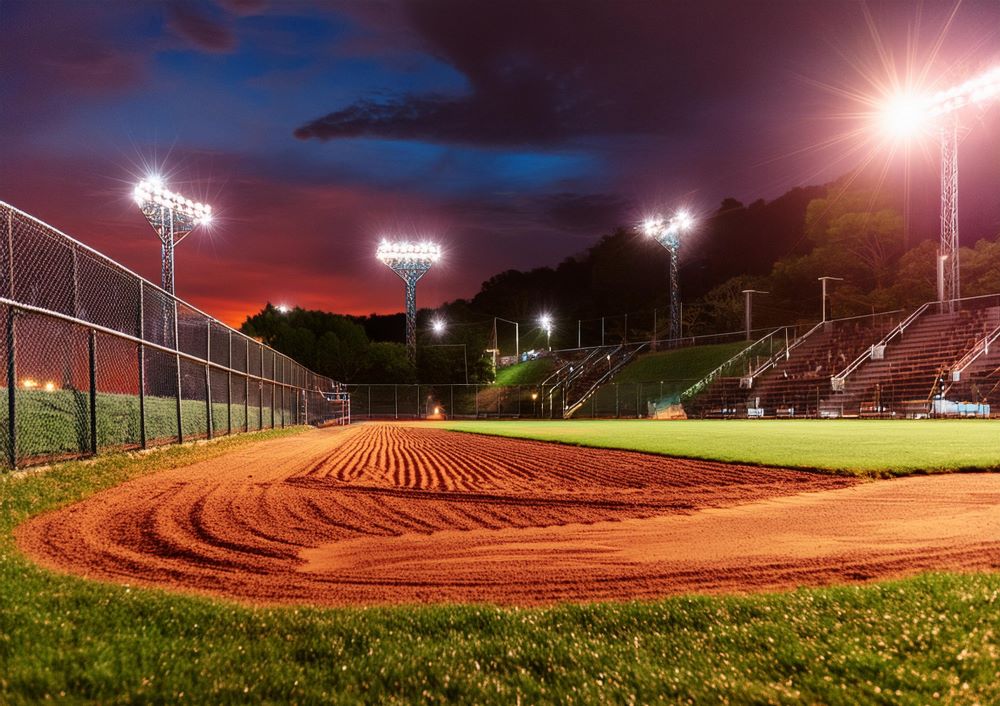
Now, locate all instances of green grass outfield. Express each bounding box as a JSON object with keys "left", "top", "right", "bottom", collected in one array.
[
  {"left": 441, "top": 419, "right": 1000, "bottom": 476},
  {"left": 6, "top": 427, "right": 1000, "bottom": 702}
]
